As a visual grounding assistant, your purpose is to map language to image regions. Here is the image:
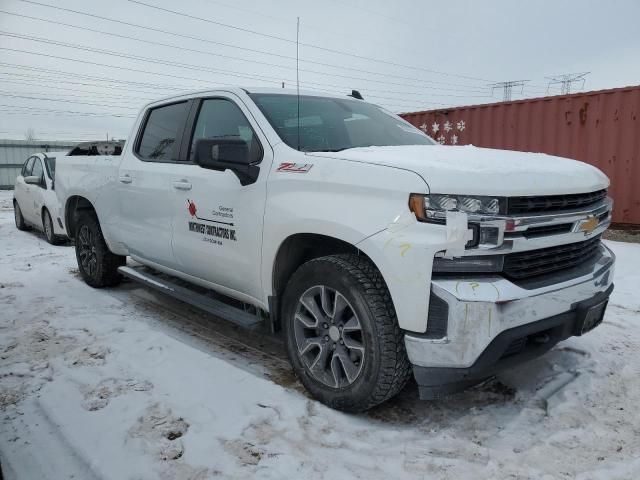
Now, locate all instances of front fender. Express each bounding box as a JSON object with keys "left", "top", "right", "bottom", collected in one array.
[
  {"left": 261, "top": 150, "right": 429, "bottom": 308},
  {"left": 356, "top": 218, "right": 452, "bottom": 333}
]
